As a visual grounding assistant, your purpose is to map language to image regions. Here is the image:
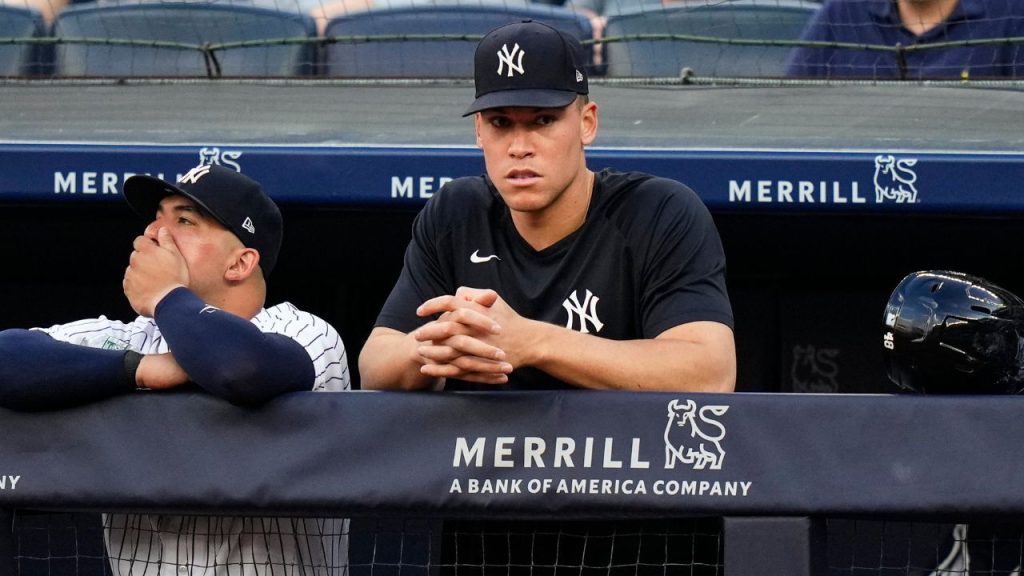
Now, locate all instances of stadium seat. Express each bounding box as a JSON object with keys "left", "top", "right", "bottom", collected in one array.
[
  {"left": 51, "top": 1, "right": 317, "bottom": 77},
  {"left": 0, "top": 4, "right": 45, "bottom": 77},
  {"left": 322, "top": 2, "right": 593, "bottom": 78},
  {"left": 603, "top": 0, "right": 817, "bottom": 78}
]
